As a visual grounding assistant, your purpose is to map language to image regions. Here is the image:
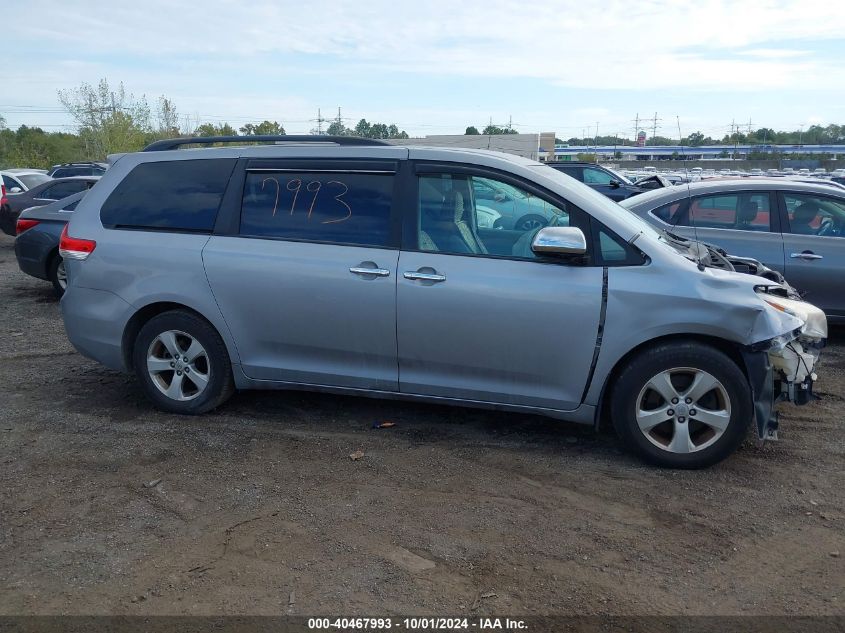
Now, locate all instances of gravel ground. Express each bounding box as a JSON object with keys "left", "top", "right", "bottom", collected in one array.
[{"left": 0, "top": 232, "right": 843, "bottom": 616}]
